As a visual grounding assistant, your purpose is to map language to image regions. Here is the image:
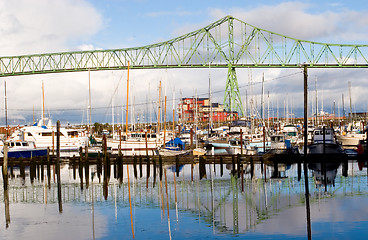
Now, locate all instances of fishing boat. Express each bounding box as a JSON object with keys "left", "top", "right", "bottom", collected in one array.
[
  {"left": 308, "top": 127, "right": 343, "bottom": 154},
  {"left": 266, "top": 134, "right": 289, "bottom": 154},
  {"left": 225, "top": 139, "right": 257, "bottom": 155},
  {"left": 155, "top": 137, "right": 189, "bottom": 156},
  {"left": 2, "top": 140, "right": 47, "bottom": 158}
]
